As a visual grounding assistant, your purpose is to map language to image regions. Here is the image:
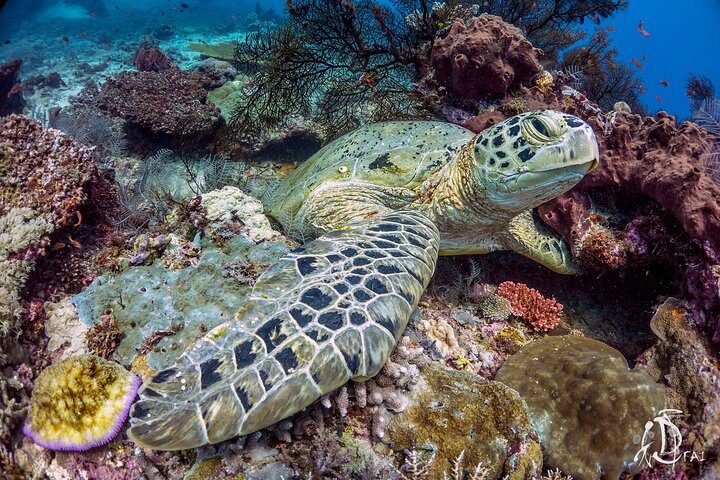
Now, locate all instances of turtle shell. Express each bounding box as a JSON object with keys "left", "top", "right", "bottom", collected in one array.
[{"left": 266, "top": 121, "right": 474, "bottom": 221}]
